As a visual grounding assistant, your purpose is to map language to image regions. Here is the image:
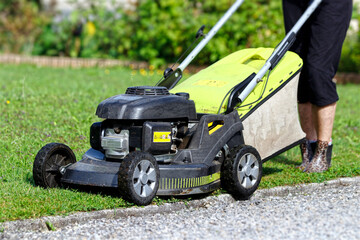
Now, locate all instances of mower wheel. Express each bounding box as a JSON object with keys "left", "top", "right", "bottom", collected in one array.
[
  {"left": 33, "top": 143, "right": 76, "bottom": 188},
  {"left": 221, "top": 145, "right": 262, "bottom": 200},
  {"left": 118, "top": 151, "right": 159, "bottom": 205}
]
